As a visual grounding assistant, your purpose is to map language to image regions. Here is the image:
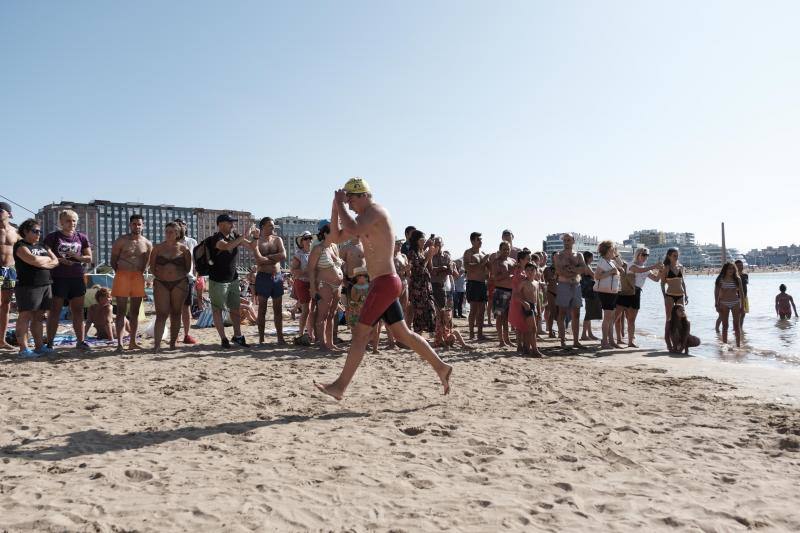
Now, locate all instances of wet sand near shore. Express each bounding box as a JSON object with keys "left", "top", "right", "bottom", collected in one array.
[{"left": 2, "top": 318, "right": 800, "bottom": 532}]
